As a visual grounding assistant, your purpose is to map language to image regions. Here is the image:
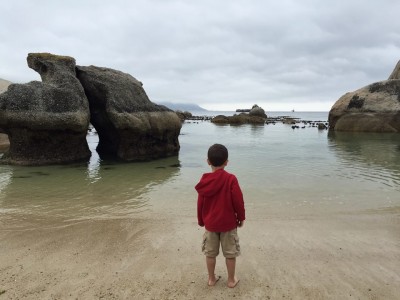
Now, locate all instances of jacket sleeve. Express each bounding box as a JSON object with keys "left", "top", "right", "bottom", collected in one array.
[
  {"left": 231, "top": 176, "right": 245, "bottom": 221},
  {"left": 197, "top": 194, "right": 205, "bottom": 227}
]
